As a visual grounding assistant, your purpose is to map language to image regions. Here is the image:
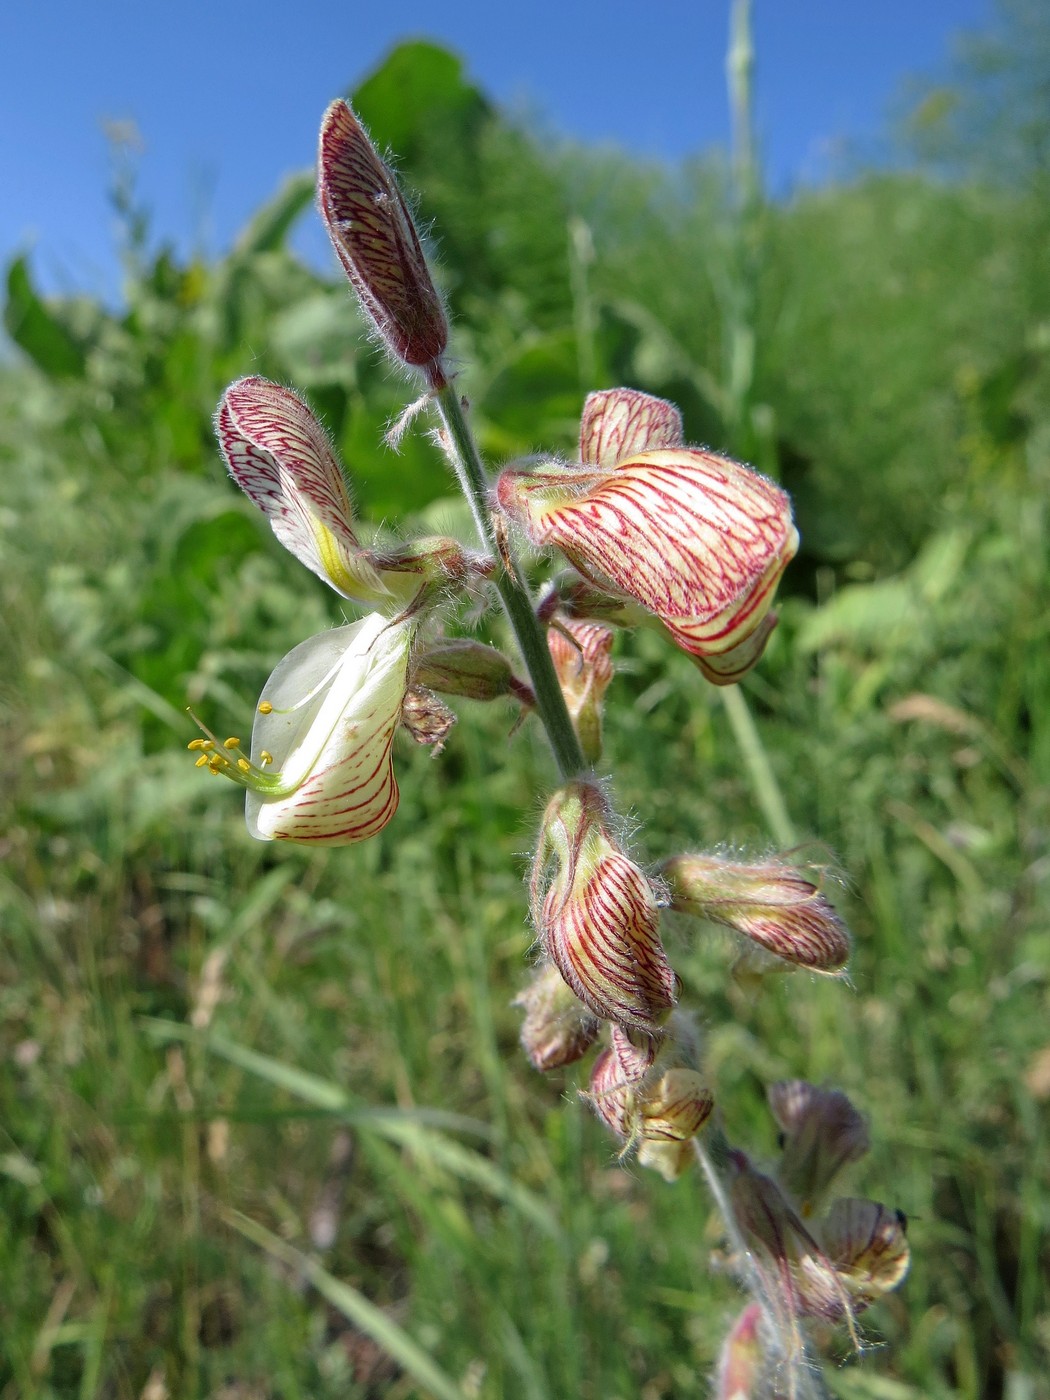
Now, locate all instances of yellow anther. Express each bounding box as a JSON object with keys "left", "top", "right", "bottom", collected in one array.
[
  {"left": 258, "top": 701, "right": 273, "bottom": 715},
  {"left": 195, "top": 754, "right": 210, "bottom": 768},
  {"left": 237, "top": 757, "right": 251, "bottom": 773},
  {"left": 260, "top": 750, "right": 273, "bottom": 767},
  {"left": 225, "top": 736, "right": 242, "bottom": 749},
  {"left": 188, "top": 738, "right": 207, "bottom": 751},
  {"left": 208, "top": 756, "right": 224, "bottom": 773}
]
